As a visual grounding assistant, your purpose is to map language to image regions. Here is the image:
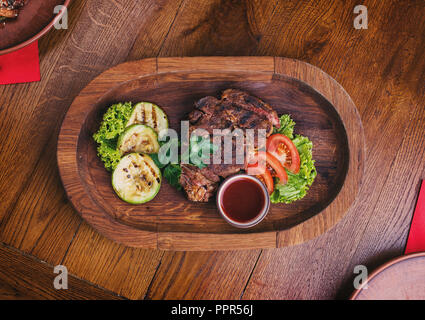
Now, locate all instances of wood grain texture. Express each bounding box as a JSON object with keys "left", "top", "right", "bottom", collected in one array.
[
  {"left": 242, "top": 0, "right": 425, "bottom": 300},
  {"left": 0, "top": 0, "right": 423, "bottom": 299},
  {"left": 0, "top": 0, "right": 164, "bottom": 260},
  {"left": 146, "top": 249, "right": 261, "bottom": 299},
  {"left": 0, "top": 0, "right": 184, "bottom": 299},
  {"left": 61, "top": 222, "right": 163, "bottom": 300},
  {"left": 57, "top": 56, "right": 364, "bottom": 250},
  {"left": 0, "top": 243, "right": 123, "bottom": 299},
  {"left": 274, "top": 57, "right": 365, "bottom": 247}
]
